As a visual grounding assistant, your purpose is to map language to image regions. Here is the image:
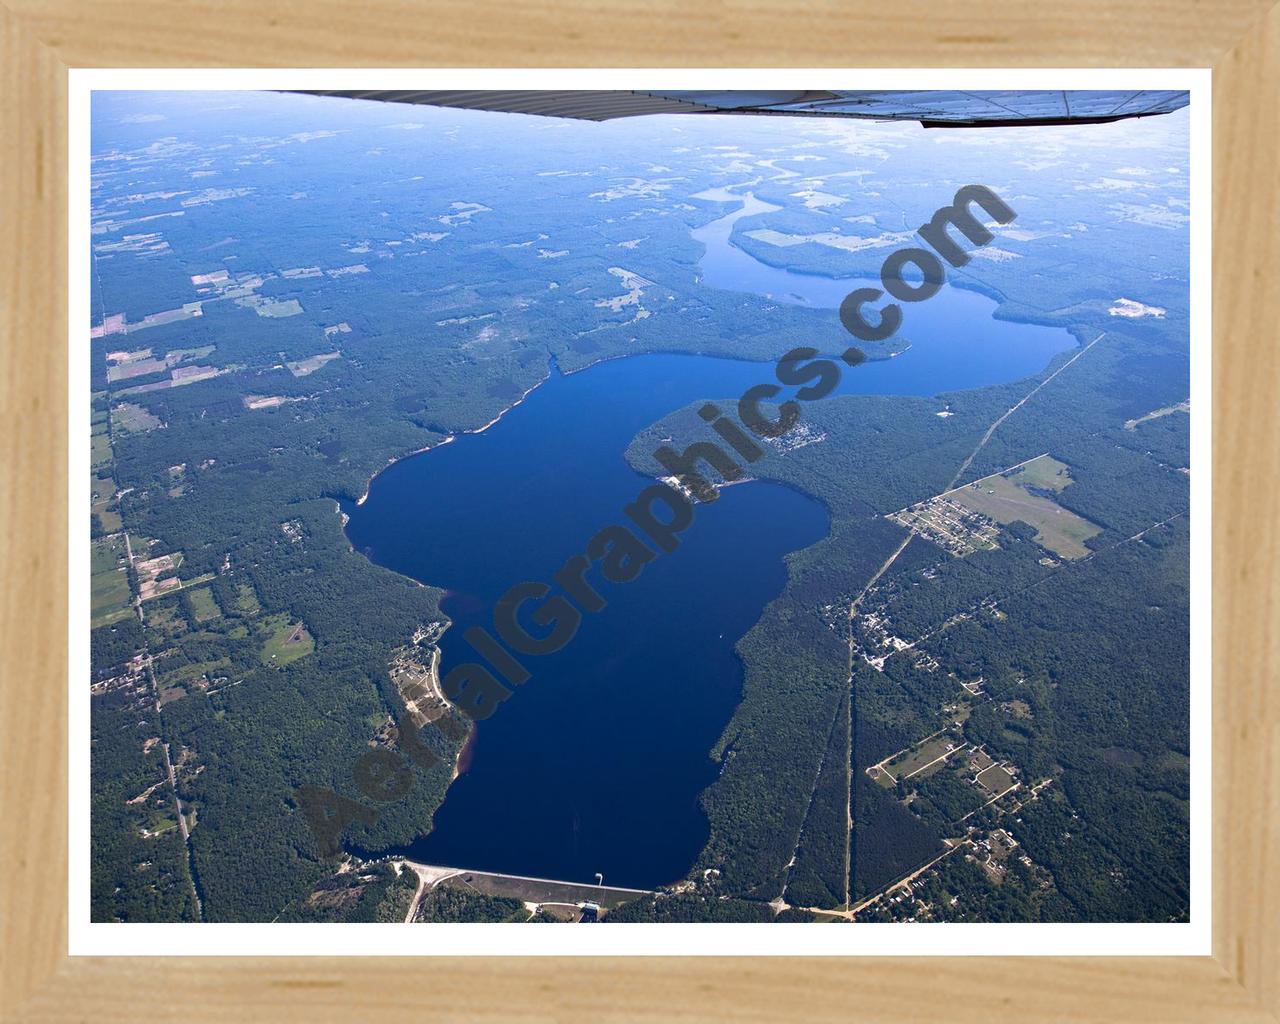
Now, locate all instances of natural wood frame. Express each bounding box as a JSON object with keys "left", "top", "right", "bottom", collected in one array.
[{"left": 2, "top": 3, "right": 1276, "bottom": 1020}]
